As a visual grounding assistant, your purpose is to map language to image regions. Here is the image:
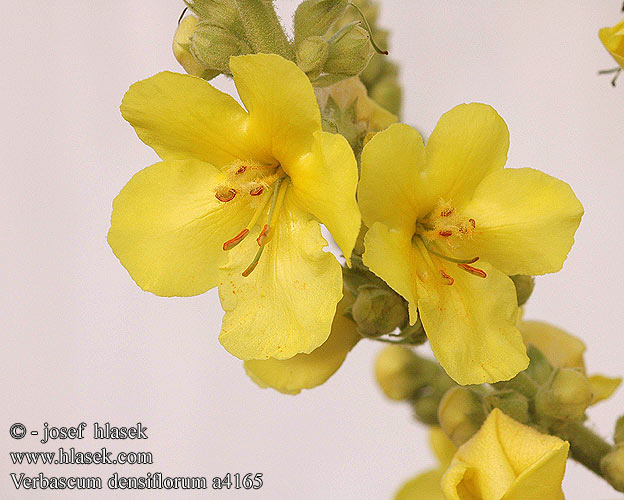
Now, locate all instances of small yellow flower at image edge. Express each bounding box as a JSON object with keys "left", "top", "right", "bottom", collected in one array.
[
  {"left": 108, "top": 53, "right": 361, "bottom": 363},
  {"left": 599, "top": 17, "right": 624, "bottom": 69},
  {"left": 357, "top": 104, "right": 583, "bottom": 385}
]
